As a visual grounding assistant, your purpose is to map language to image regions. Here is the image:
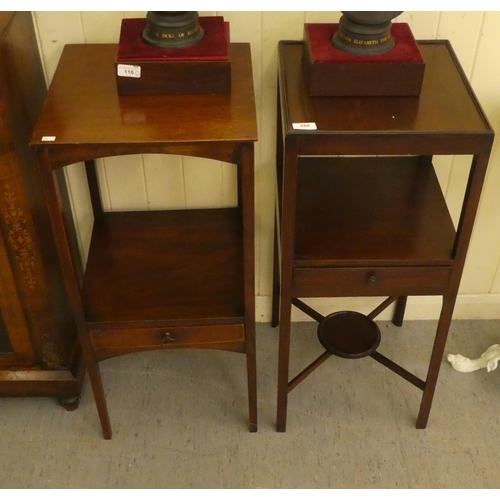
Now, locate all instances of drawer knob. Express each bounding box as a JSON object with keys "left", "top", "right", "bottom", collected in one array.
[
  {"left": 367, "top": 273, "right": 377, "bottom": 285},
  {"left": 162, "top": 332, "right": 176, "bottom": 344}
]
